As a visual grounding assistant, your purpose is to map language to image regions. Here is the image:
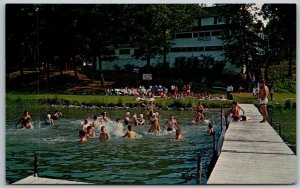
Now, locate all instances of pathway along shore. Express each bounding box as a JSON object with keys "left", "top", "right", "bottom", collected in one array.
[{"left": 207, "top": 104, "right": 297, "bottom": 184}]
